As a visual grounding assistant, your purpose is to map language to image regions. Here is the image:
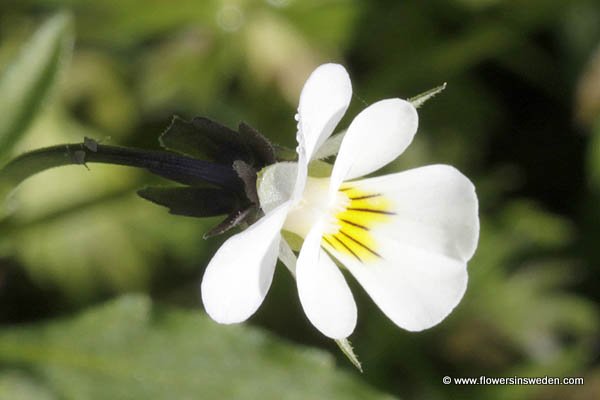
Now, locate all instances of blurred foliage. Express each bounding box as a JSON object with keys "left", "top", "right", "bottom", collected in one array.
[
  {"left": 0, "top": 12, "right": 72, "bottom": 160},
  {"left": 1, "top": 0, "right": 600, "bottom": 399},
  {"left": 0, "top": 295, "right": 393, "bottom": 400}
]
